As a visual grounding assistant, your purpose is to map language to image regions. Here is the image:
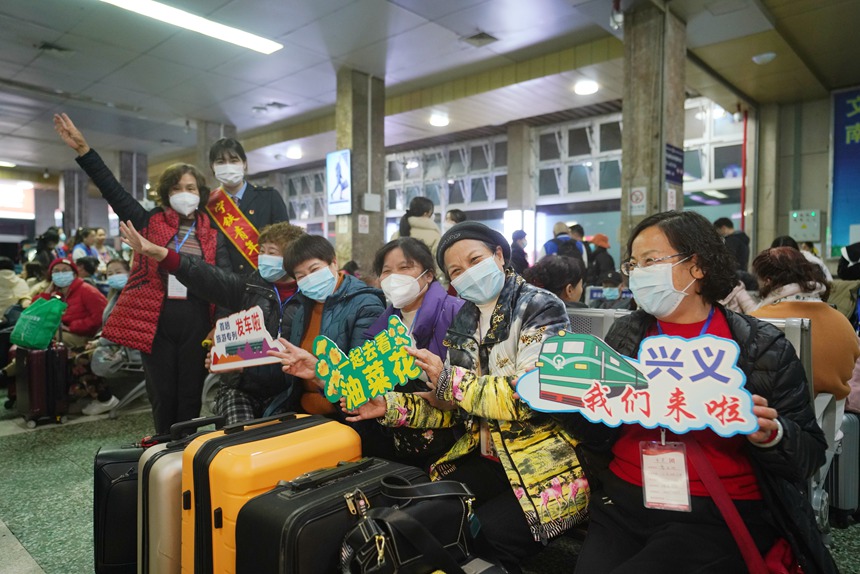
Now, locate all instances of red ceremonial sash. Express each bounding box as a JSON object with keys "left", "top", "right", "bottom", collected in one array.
[{"left": 206, "top": 188, "right": 260, "bottom": 268}]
